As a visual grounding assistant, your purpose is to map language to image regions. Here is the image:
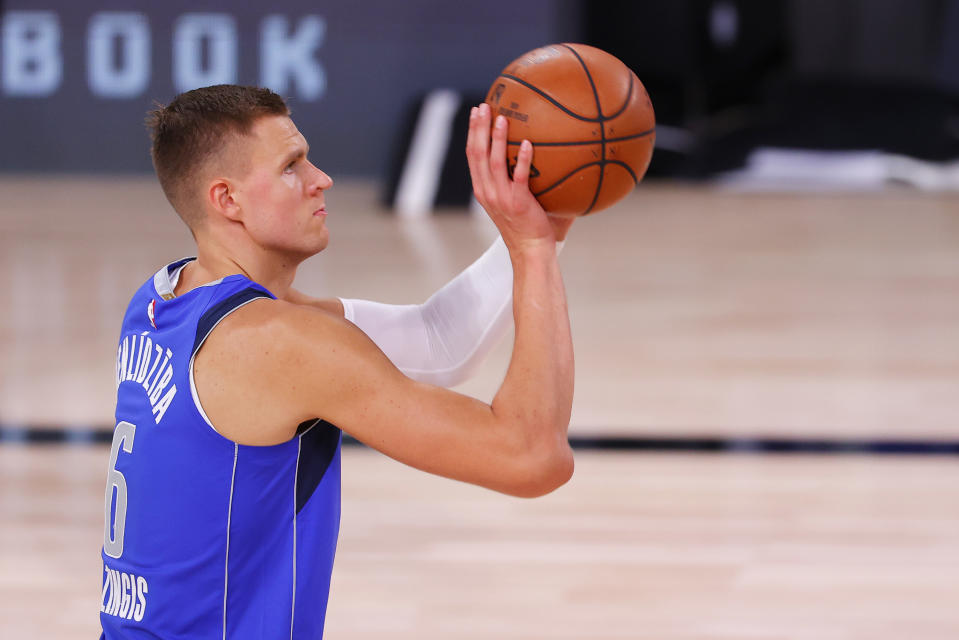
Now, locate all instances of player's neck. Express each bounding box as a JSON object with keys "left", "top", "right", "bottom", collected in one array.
[{"left": 180, "top": 240, "right": 301, "bottom": 299}]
